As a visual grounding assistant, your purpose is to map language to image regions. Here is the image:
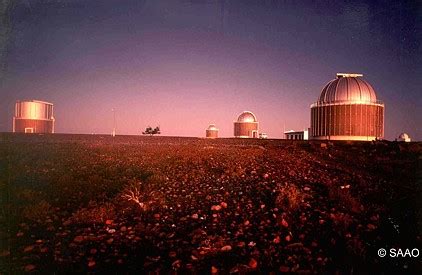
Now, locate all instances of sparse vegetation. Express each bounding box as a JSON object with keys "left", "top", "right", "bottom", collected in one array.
[
  {"left": 328, "top": 187, "right": 362, "bottom": 213},
  {"left": 275, "top": 183, "right": 305, "bottom": 212},
  {"left": 121, "top": 182, "right": 147, "bottom": 210},
  {"left": 0, "top": 134, "right": 420, "bottom": 274},
  {"left": 22, "top": 200, "right": 52, "bottom": 222},
  {"left": 142, "top": 126, "right": 161, "bottom": 136},
  {"left": 68, "top": 201, "right": 116, "bottom": 225}
]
